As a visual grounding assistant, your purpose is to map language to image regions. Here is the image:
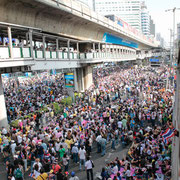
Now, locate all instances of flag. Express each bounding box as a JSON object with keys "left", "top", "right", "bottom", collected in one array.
[
  {"left": 29, "top": 172, "right": 33, "bottom": 177},
  {"left": 162, "top": 128, "right": 175, "bottom": 144}
]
